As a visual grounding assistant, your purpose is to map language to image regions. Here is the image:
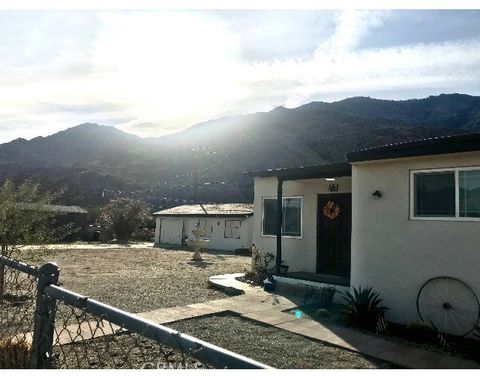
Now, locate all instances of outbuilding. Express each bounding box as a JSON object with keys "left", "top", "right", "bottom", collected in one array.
[{"left": 153, "top": 203, "right": 253, "bottom": 252}]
